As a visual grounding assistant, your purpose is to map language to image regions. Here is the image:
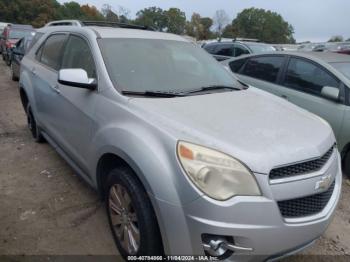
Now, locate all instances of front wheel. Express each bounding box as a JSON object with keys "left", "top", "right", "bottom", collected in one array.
[{"left": 105, "top": 167, "right": 163, "bottom": 259}]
